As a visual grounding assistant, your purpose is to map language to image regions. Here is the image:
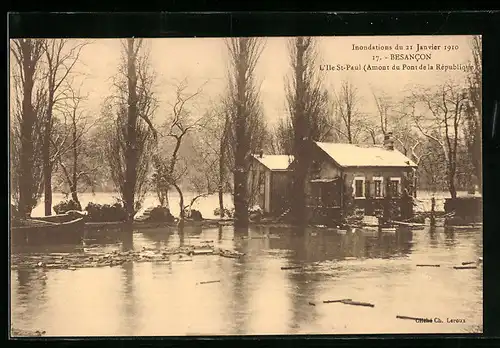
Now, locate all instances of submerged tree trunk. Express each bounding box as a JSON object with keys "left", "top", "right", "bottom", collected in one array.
[
  {"left": 13, "top": 39, "right": 45, "bottom": 218},
  {"left": 43, "top": 123, "right": 53, "bottom": 215},
  {"left": 288, "top": 37, "right": 327, "bottom": 227},
  {"left": 226, "top": 38, "right": 264, "bottom": 229},
  {"left": 218, "top": 119, "right": 228, "bottom": 219},
  {"left": 173, "top": 183, "right": 185, "bottom": 222},
  {"left": 19, "top": 64, "right": 36, "bottom": 218},
  {"left": 123, "top": 38, "right": 139, "bottom": 223}
]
